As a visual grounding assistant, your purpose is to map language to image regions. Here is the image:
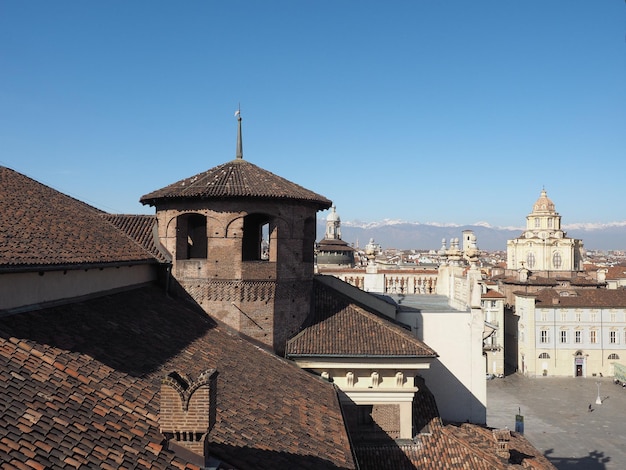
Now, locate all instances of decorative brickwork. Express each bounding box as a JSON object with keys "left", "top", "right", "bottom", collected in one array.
[{"left": 160, "top": 369, "right": 218, "bottom": 458}]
